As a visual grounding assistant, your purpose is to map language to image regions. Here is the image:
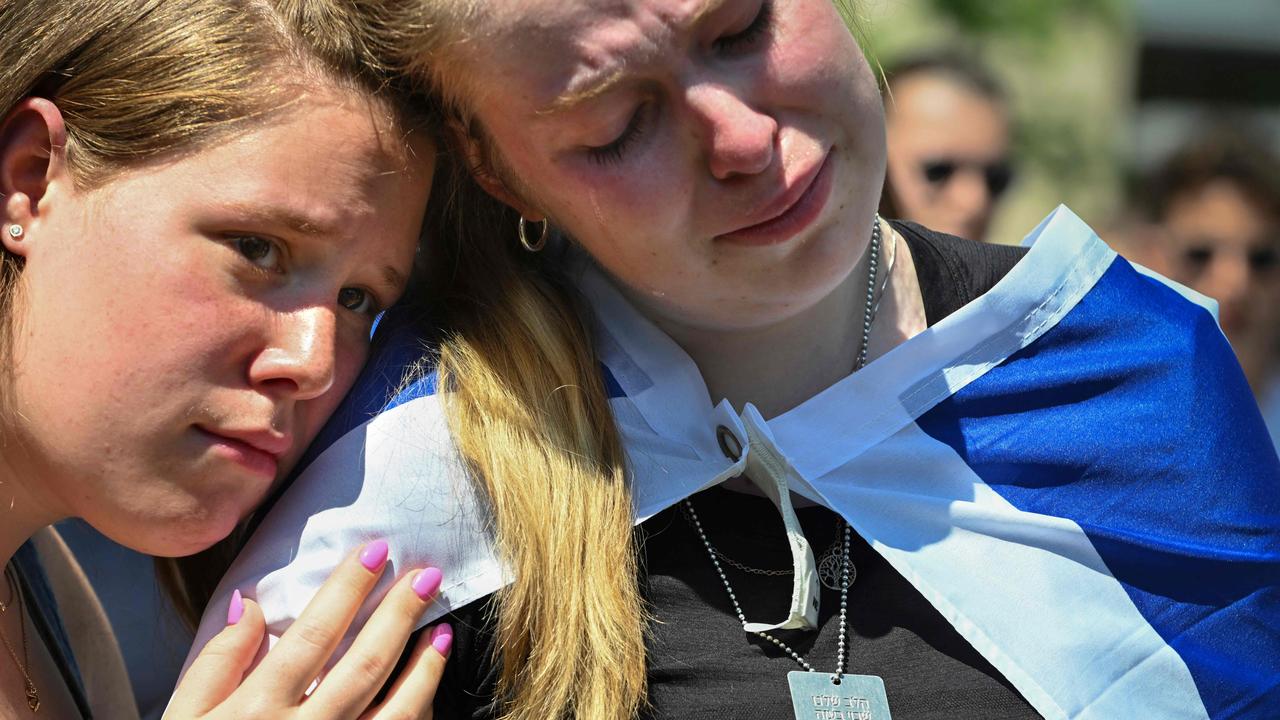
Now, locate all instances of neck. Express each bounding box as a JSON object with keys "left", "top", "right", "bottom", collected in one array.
[
  {"left": 0, "top": 440, "right": 61, "bottom": 570},
  {"left": 657, "top": 222, "right": 926, "bottom": 420}
]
